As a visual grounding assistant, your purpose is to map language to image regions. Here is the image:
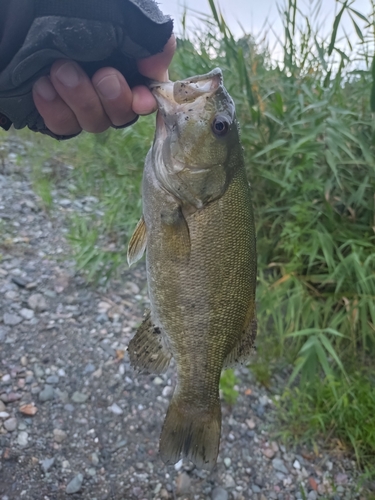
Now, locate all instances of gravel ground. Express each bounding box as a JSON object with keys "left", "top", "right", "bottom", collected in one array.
[{"left": 0, "top": 136, "right": 367, "bottom": 499}]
